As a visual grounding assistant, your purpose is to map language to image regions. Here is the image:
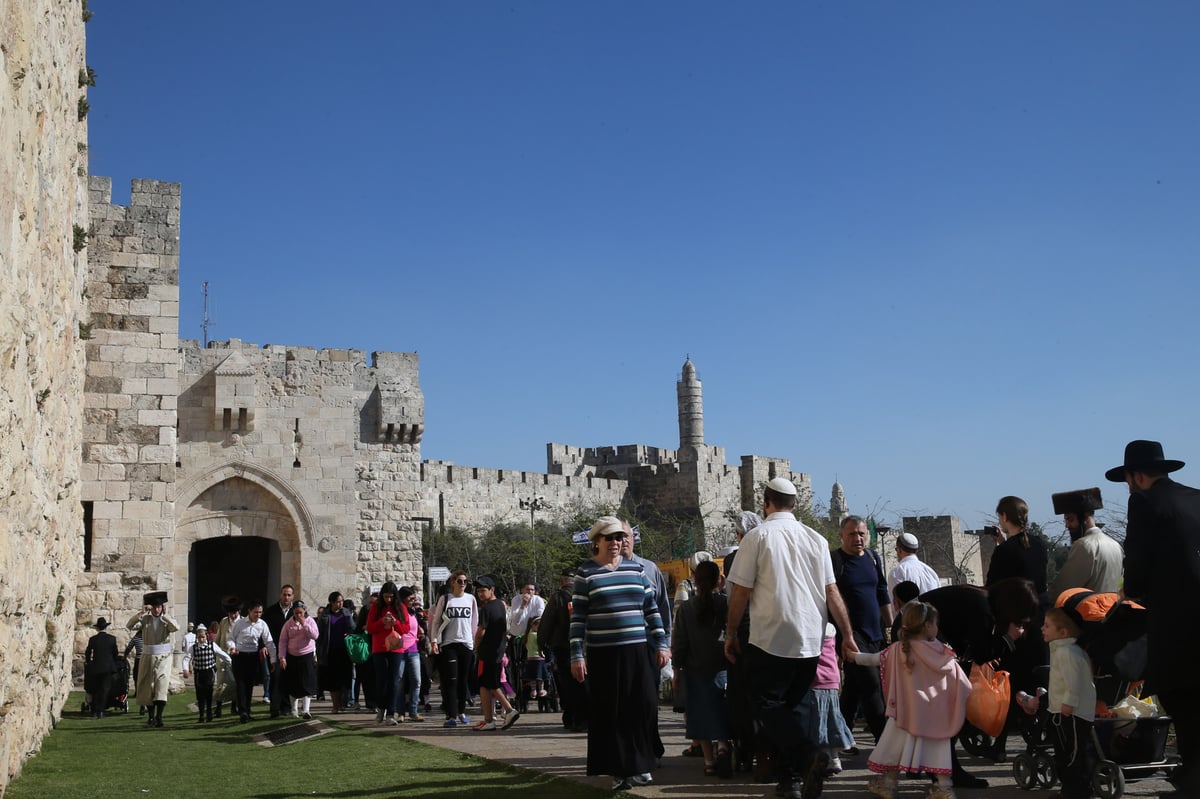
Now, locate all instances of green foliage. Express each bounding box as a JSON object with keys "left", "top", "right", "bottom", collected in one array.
[
  {"left": 81, "top": 0, "right": 93, "bottom": 22},
  {"left": 78, "top": 321, "right": 93, "bottom": 340},
  {"left": 72, "top": 224, "right": 88, "bottom": 252},
  {"left": 36, "top": 388, "right": 51, "bottom": 410},
  {"left": 78, "top": 66, "right": 96, "bottom": 88},
  {"left": 77, "top": 96, "right": 90, "bottom": 121}
]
